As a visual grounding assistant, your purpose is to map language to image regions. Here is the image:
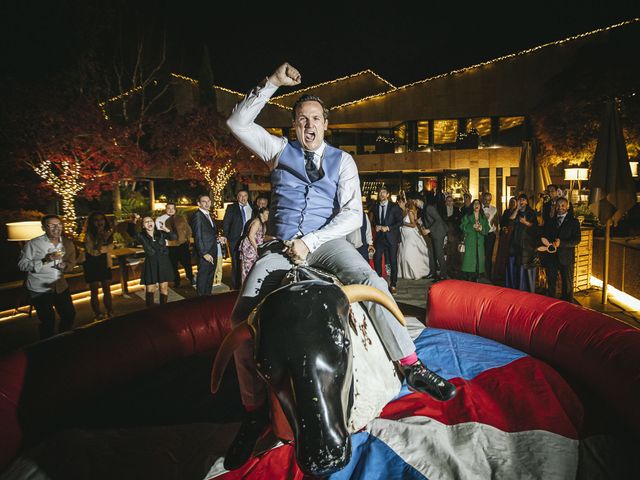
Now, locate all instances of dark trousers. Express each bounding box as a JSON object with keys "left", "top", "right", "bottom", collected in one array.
[
  {"left": 196, "top": 256, "right": 217, "bottom": 296},
  {"left": 168, "top": 242, "right": 194, "bottom": 285},
  {"left": 29, "top": 288, "right": 76, "bottom": 339},
  {"left": 431, "top": 234, "right": 448, "bottom": 278},
  {"left": 229, "top": 239, "right": 241, "bottom": 290},
  {"left": 484, "top": 232, "right": 496, "bottom": 279},
  {"left": 374, "top": 241, "right": 398, "bottom": 287},
  {"left": 546, "top": 261, "right": 574, "bottom": 300}
]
